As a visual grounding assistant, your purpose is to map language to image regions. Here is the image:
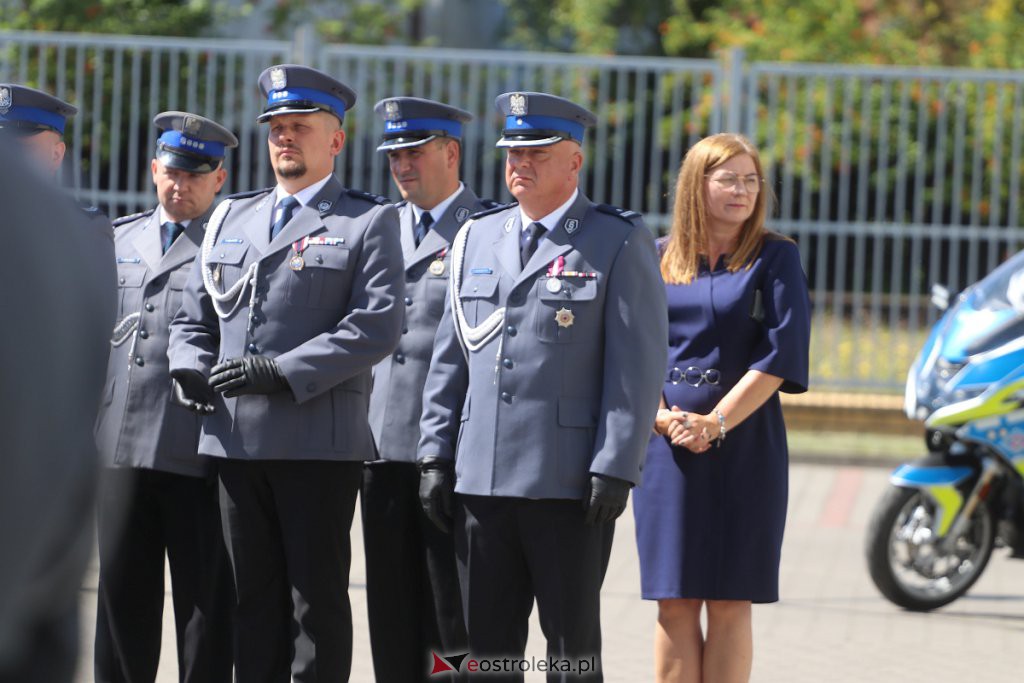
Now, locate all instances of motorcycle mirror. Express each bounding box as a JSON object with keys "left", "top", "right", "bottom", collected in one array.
[{"left": 931, "top": 283, "right": 951, "bottom": 311}]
